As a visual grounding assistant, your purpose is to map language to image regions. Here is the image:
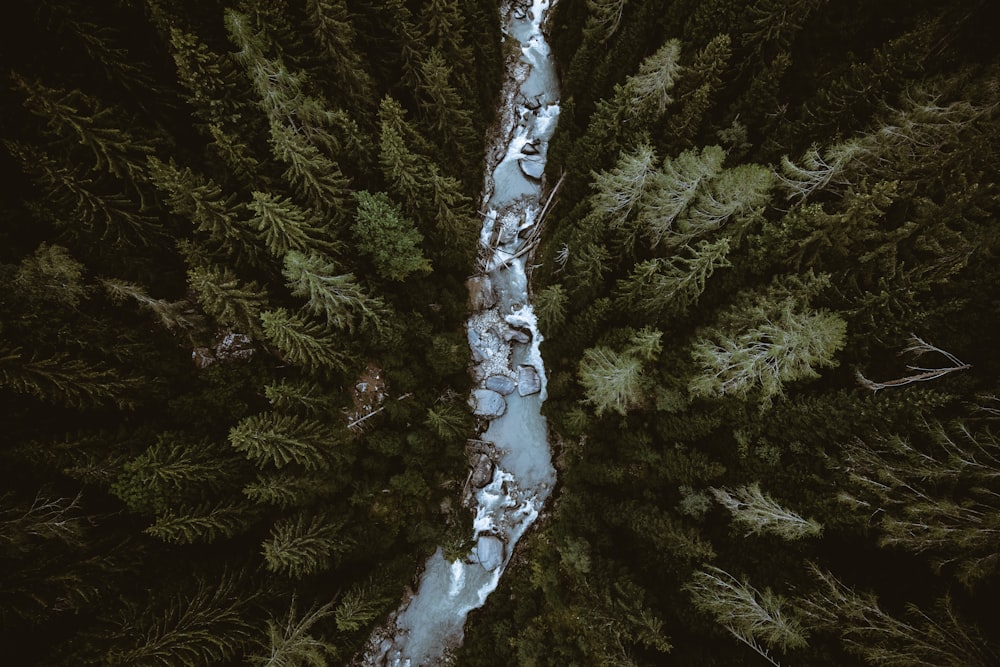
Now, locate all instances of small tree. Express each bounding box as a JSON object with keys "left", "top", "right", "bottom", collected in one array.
[
  {"left": 352, "top": 191, "right": 431, "bottom": 281},
  {"left": 262, "top": 512, "right": 350, "bottom": 578},
  {"left": 711, "top": 483, "right": 823, "bottom": 539},
  {"left": 687, "top": 566, "right": 808, "bottom": 662},
  {"left": 260, "top": 308, "right": 348, "bottom": 373}
]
